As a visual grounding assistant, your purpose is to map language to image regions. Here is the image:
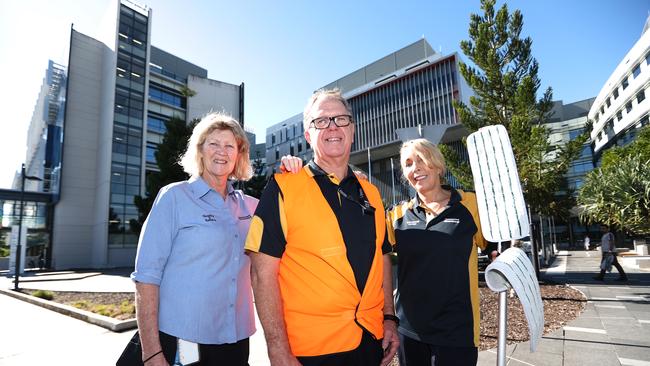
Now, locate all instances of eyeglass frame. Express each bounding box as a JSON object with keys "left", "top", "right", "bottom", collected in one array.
[{"left": 309, "top": 114, "right": 353, "bottom": 130}]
